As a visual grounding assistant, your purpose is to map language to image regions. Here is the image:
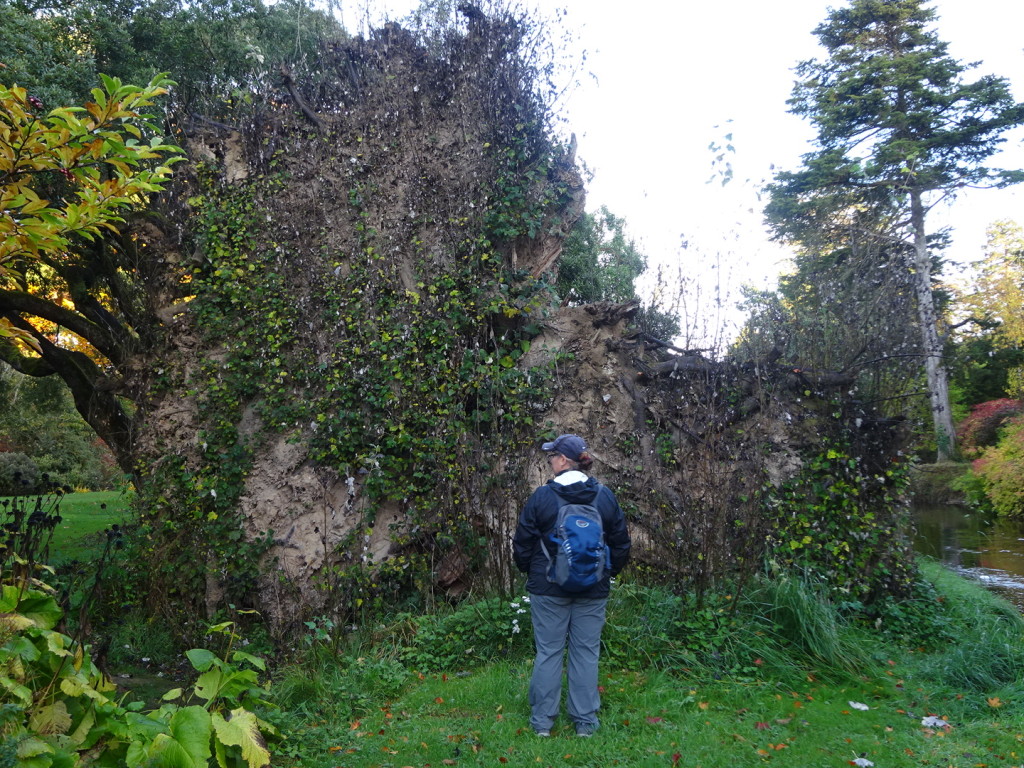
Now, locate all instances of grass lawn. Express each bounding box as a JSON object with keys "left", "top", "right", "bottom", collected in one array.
[
  {"left": 280, "top": 661, "right": 1023, "bottom": 768},
  {"left": 271, "top": 657, "right": 1024, "bottom": 768},
  {"left": 47, "top": 489, "right": 132, "bottom": 562},
  {"left": 269, "top": 563, "right": 1024, "bottom": 768},
  {"left": 8, "top": 491, "right": 1020, "bottom": 768}
]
